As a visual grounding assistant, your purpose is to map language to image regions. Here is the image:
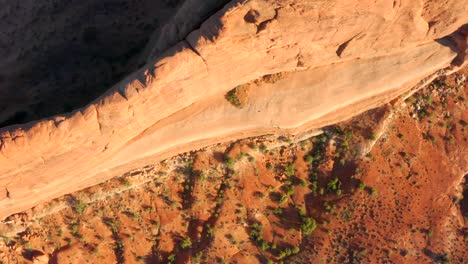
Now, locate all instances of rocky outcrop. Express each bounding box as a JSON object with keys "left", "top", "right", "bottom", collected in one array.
[
  {"left": 0, "top": 0, "right": 467, "bottom": 219},
  {"left": 140, "top": 0, "right": 232, "bottom": 62}
]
